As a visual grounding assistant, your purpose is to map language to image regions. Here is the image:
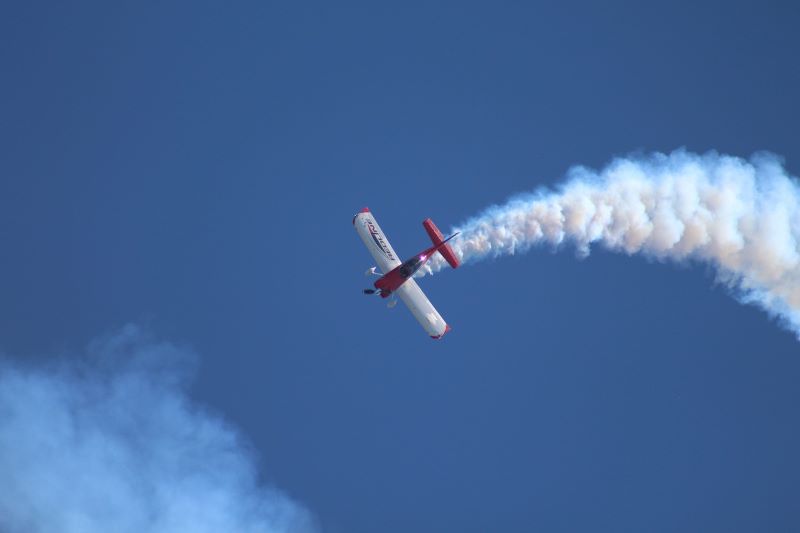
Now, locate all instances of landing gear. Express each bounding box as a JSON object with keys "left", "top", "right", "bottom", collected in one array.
[{"left": 364, "top": 288, "right": 392, "bottom": 301}]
